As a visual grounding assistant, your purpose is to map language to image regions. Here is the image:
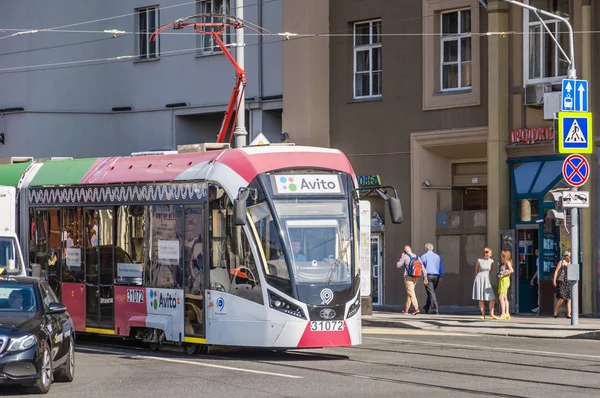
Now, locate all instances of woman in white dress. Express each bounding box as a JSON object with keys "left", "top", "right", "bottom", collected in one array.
[{"left": 472, "top": 247, "right": 498, "bottom": 320}]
